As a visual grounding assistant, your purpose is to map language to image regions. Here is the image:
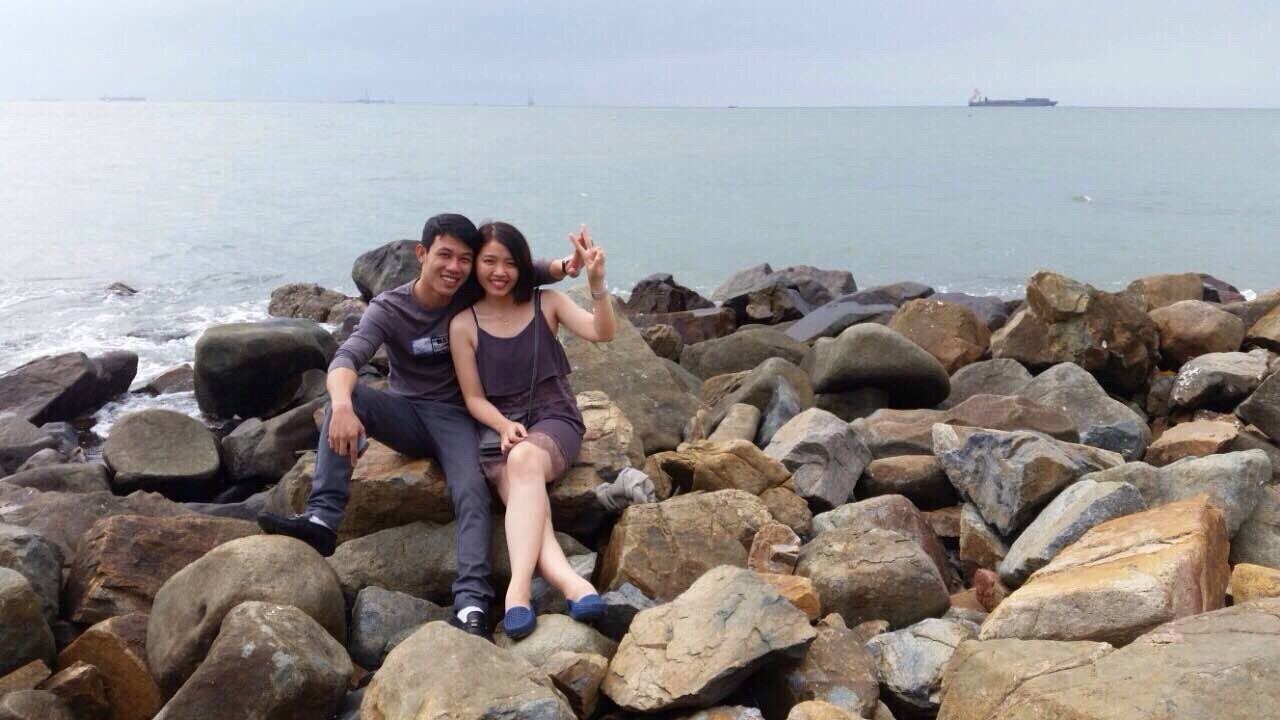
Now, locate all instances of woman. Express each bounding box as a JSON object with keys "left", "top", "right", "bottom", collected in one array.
[{"left": 450, "top": 221, "right": 616, "bottom": 638}]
